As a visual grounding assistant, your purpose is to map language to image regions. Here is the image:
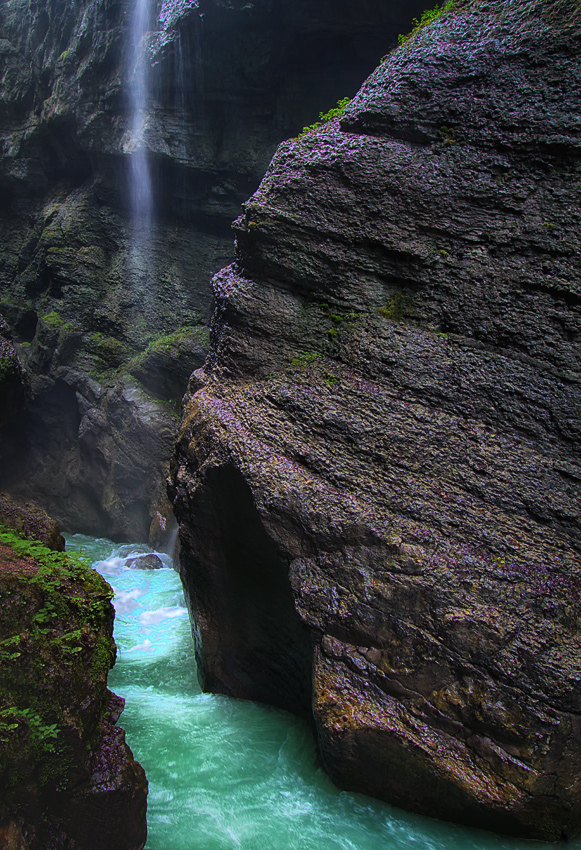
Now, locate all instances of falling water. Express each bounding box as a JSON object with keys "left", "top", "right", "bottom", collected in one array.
[
  {"left": 65, "top": 534, "right": 565, "bottom": 850},
  {"left": 128, "top": 0, "right": 153, "bottom": 235}
]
